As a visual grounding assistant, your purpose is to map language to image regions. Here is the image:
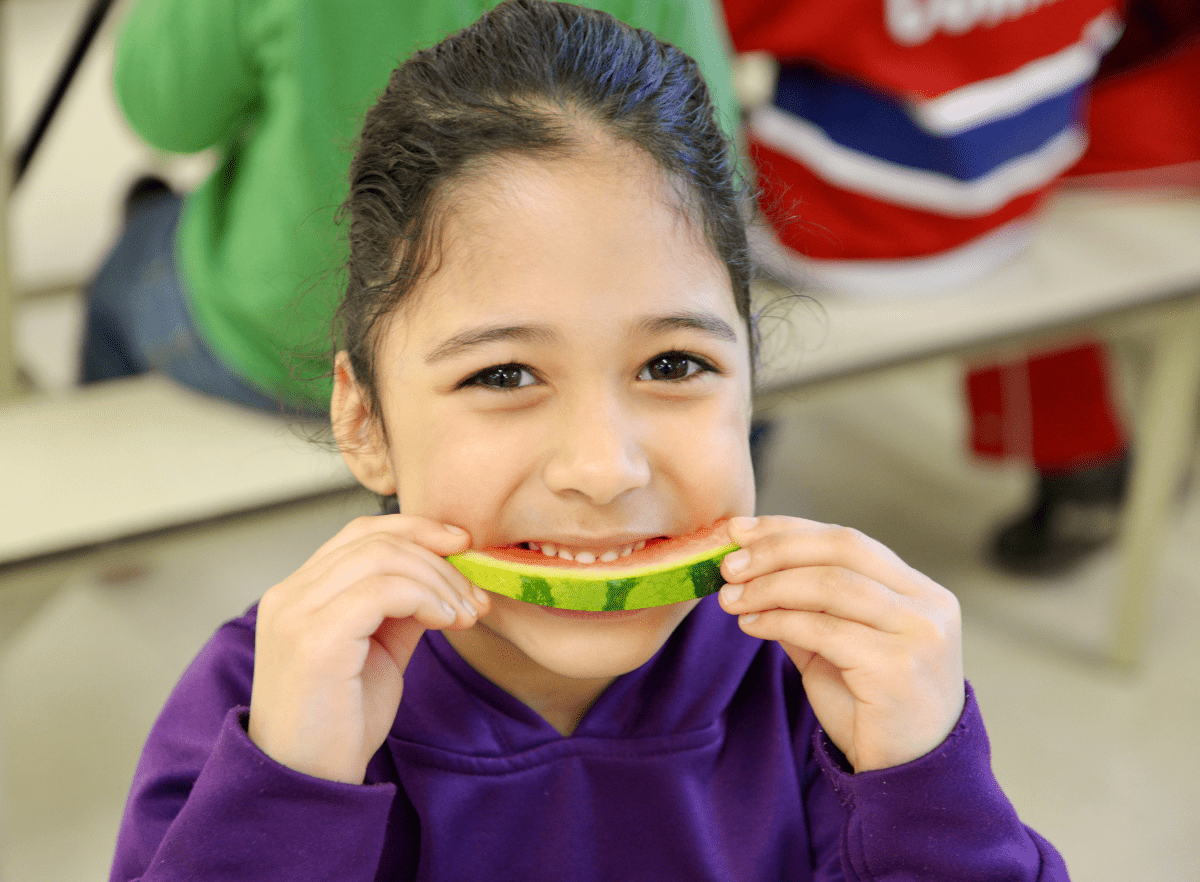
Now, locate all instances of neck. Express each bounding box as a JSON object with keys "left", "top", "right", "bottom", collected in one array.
[{"left": 443, "top": 624, "right": 614, "bottom": 736}]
